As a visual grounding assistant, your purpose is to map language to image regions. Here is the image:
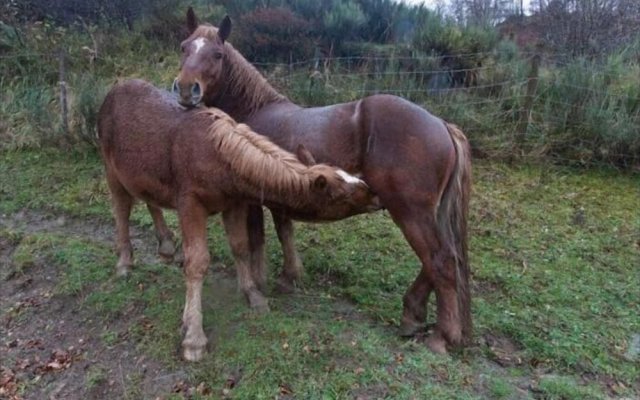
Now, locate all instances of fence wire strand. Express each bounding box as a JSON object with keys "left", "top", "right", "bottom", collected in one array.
[{"left": 1, "top": 50, "right": 638, "bottom": 170}]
